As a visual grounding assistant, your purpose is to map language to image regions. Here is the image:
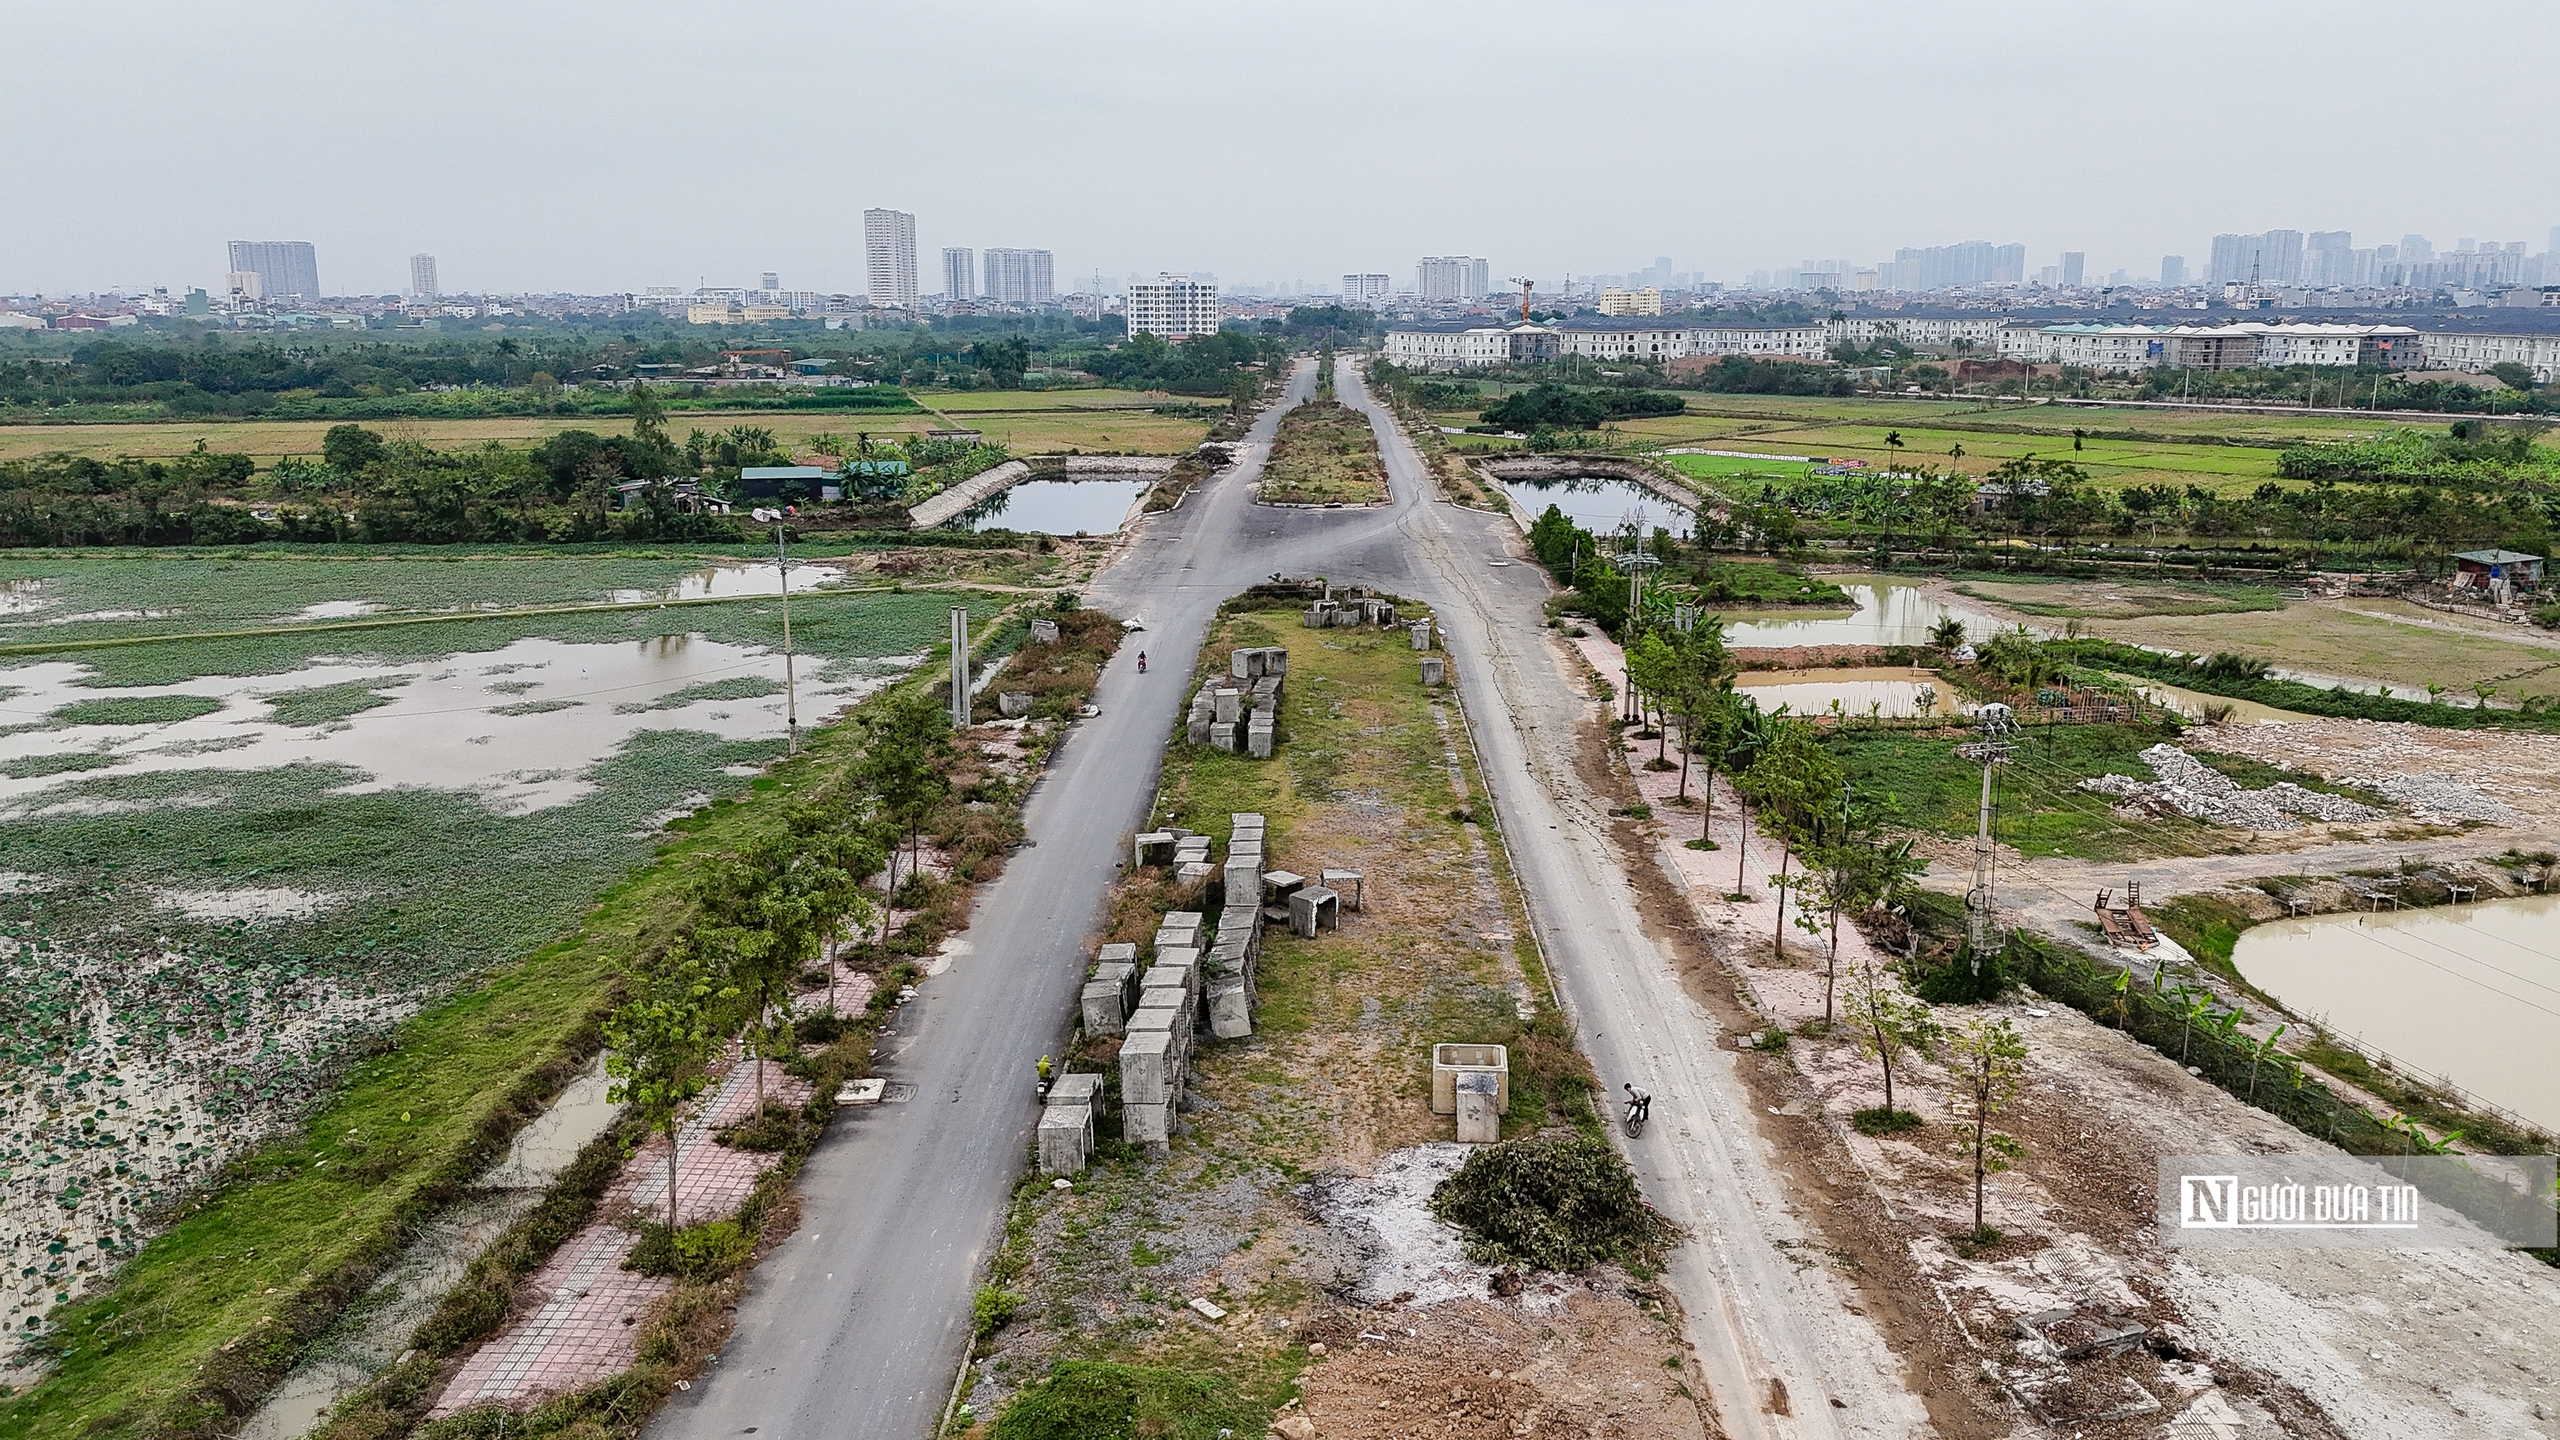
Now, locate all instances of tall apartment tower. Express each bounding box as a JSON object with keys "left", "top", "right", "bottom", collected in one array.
[
  {"left": 863, "top": 208, "right": 919, "bottom": 308},
  {"left": 2060, "top": 252, "right": 2085, "bottom": 287},
  {"left": 409, "top": 253, "right": 439, "bottom": 299},
  {"left": 226, "top": 241, "right": 321, "bottom": 301},
  {"left": 942, "top": 247, "right": 975, "bottom": 301},
  {"left": 2160, "top": 255, "right": 2186, "bottom": 286},
  {"left": 982, "top": 249, "right": 1054, "bottom": 304},
  {"left": 1416, "top": 256, "right": 1489, "bottom": 301},
  {"left": 1124, "top": 274, "right": 1220, "bottom": 340},
  {"left": 1342, "top": 274, "right": 1392, "bottom": 305}
]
